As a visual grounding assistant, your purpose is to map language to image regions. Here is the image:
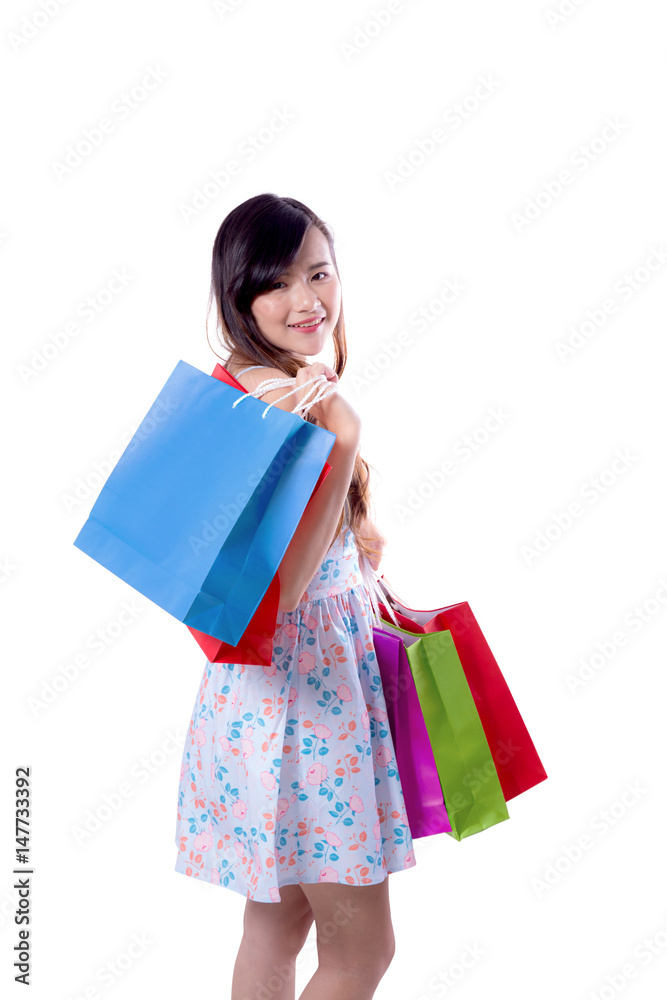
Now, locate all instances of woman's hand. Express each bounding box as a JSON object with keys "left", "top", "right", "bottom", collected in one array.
[{"left": 293, "top": 363, "right": 361, "bottom": 443}]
